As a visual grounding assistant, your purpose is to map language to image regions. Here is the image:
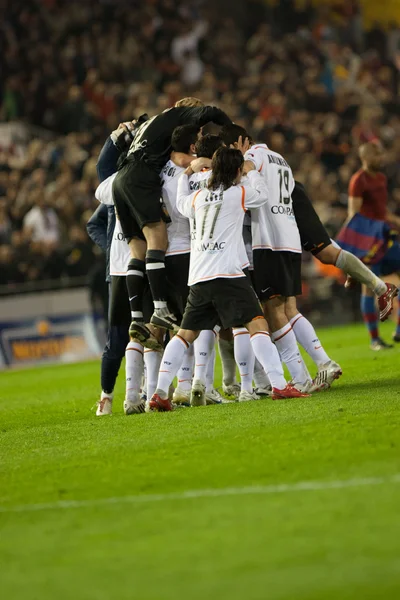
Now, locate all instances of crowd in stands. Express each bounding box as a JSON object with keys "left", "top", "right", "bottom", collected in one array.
[{"left": 1, "top": 0, "right": 400, "bottom": 295}]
